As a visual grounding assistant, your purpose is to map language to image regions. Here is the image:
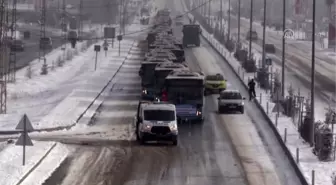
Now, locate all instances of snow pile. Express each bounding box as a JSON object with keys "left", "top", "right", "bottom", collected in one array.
[{"left": 0, "top": 141, "right": 55, "bottom": 185}]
